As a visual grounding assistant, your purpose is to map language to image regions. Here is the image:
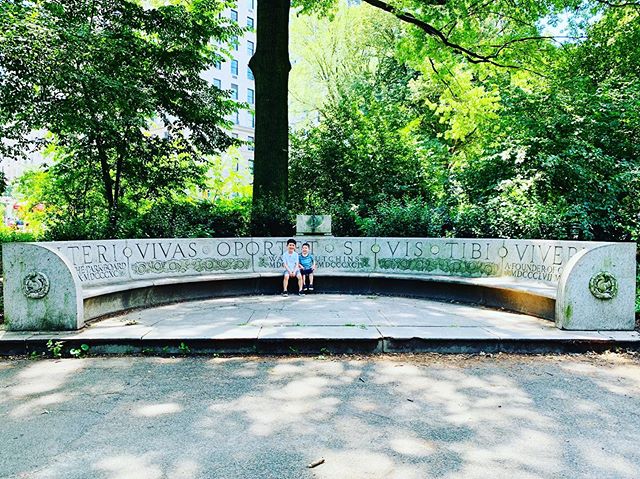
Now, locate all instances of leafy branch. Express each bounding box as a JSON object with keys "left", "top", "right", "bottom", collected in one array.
[{"left": 361, "top": 0, "right": 558, "bottom": 73}]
